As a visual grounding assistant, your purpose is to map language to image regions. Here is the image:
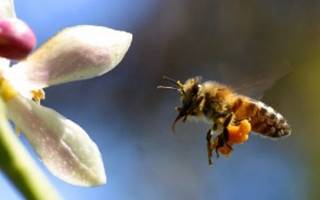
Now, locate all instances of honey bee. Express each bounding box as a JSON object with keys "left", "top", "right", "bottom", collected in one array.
[{"left": 158, "top": 76, "right": 291, "bottom": 164}]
